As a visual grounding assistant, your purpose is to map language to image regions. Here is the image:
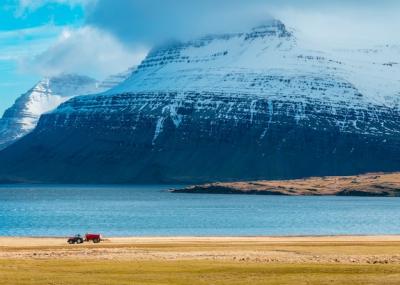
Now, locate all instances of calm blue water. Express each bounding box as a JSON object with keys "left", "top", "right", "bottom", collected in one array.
[{"left": 0, "top": 184, "right": 399, "bottom": 237}]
